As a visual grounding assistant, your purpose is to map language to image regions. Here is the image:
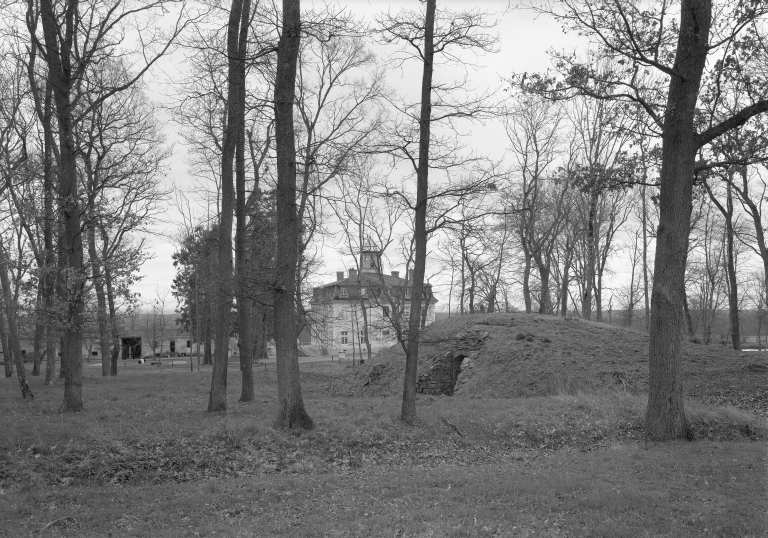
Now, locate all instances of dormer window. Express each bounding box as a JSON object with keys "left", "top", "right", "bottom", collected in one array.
[{"left": 340, "top": 287, "right": 348, "bottom": 298}]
